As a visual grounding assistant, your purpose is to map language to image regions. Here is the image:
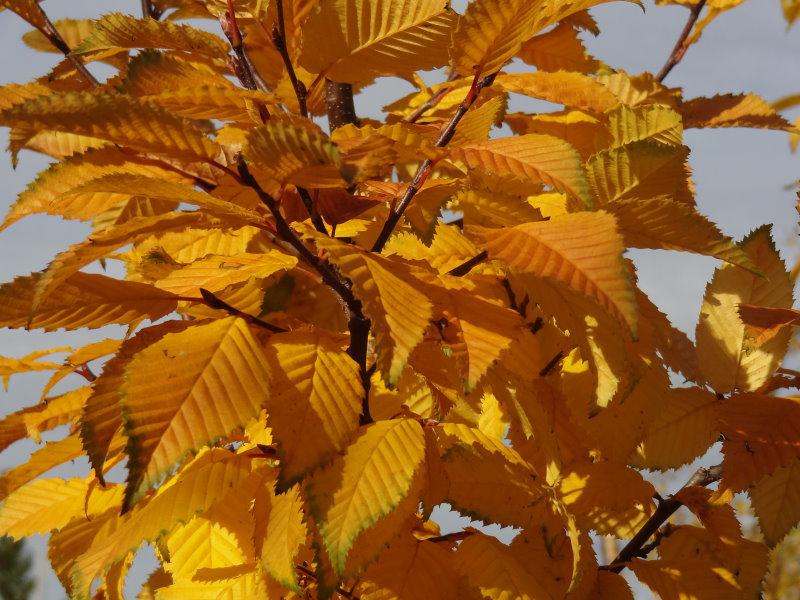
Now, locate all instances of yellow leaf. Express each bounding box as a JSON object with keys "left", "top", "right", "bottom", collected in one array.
[
  {"left": 0, "top": 348, "right": 64, "bottom": 390},
  {"left": 606, "top": 197, "right": 755, "bottom": 270},
  {"left": 517, "top": 22, "right": 601, "bottom": 73},
  {"left": 384, "top": 222, "right": 482, "bottom": 274},
  {"left": 505, "top": 110, "right": 608, "bottom": 160},
  {"left": 456, "top": 533, "right": 553, "bottom": 600},
  {"left": 0, "top": 435, "right": 83, "bottom": 502},
  {"left": 73, "top": 13, "right": 228, "bottom": 59},
  {"left": 306, "top": 419, "right": 425, "bottom": 576},
  {"left": 32, "top": 212, "right": 206, "bottom": 314},
  {"left": 121, "top": 51, "right": 233, "bottom": 96},
  {"left": 304, "top": 230, "right": 433, "bottom": 383},
  {"left": 72, "top": 450, "right": 266, "bottom": 595},
  {"left": 449, "top": 134, "right": 591, "bottom": 206},
  {"left": 142, "top": 85, "right": 277, "bottom": 121},
  {"left": 470, "top": 212, "right": 637, "bottom": 333},
  {"left": 263, "top": 329, "right": 363, "bottom": 488},
  {"left": 1, "top": 148, "right": 189, "bottom": 231},
  {"left": 357, "top": 536, "right": 460, "bottom": 600},
  {"left": 299, "top": 0, "right": 456, "bottom": 84},
  {"left": 0, "top": 388, "right": 87, "bottom": 452},
  {"left": 680, "top": 93, "right": 793, "bottom": 131},
  {"left": 558, "top": 461, "right": 655, "bottom": 538},
  {"left": 630, "top": 558, "right": 744, "bottom": 600},
  {"left": 244, "top": 120, "right": 344, "bottom": 190},
  {"left": 164, "top": 493, "right": 255, "bottom": 583},
  {"left": 121, "top": 317, "right": 271, "bottom": 504},
  {"left": 153, "top": 252, "right": 296, "bottom": 298},
  {"left": 81, "top": 321, "right": 191, "bottom": 479},
  {"left": 718, "top": 394, "right": 800, "bottom": 492},
  {"left": 450, "top": 95, "right": 506, "bottom": 147},
  {"left": 261, "top": 485, "right": 307, "bottom": 591},
  {"left": 0, "top": 0, "right": 45, "bottom": 30},
  {"left": 750, "top": 458, "right": 800, "bottom": 547},
  {"left": 587, "top": 141, "right": 693, "bottom": 205},
  {"left": 0, "top": 477, "right": 109, "bottom": 539},
  {"left": 696, "top": 227, "right": 793, "bottom": 394},
  {"left": 607, "top": 103, "right": 684, "bottom": 147},
  {"left": 495, "top": 71, "right": 620, "bottom": 113},
  {"left": 0, "top": 92, "right": 221, "bottom": 163},
  {"left": 0, "top": 271, "right": 176, "bottom": 333},
  {"left": 633, "top": 387, "right": 720, "bottom": 470},
  {"left": 22, "top": 18, "right": 95, "bottom": 53}
]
